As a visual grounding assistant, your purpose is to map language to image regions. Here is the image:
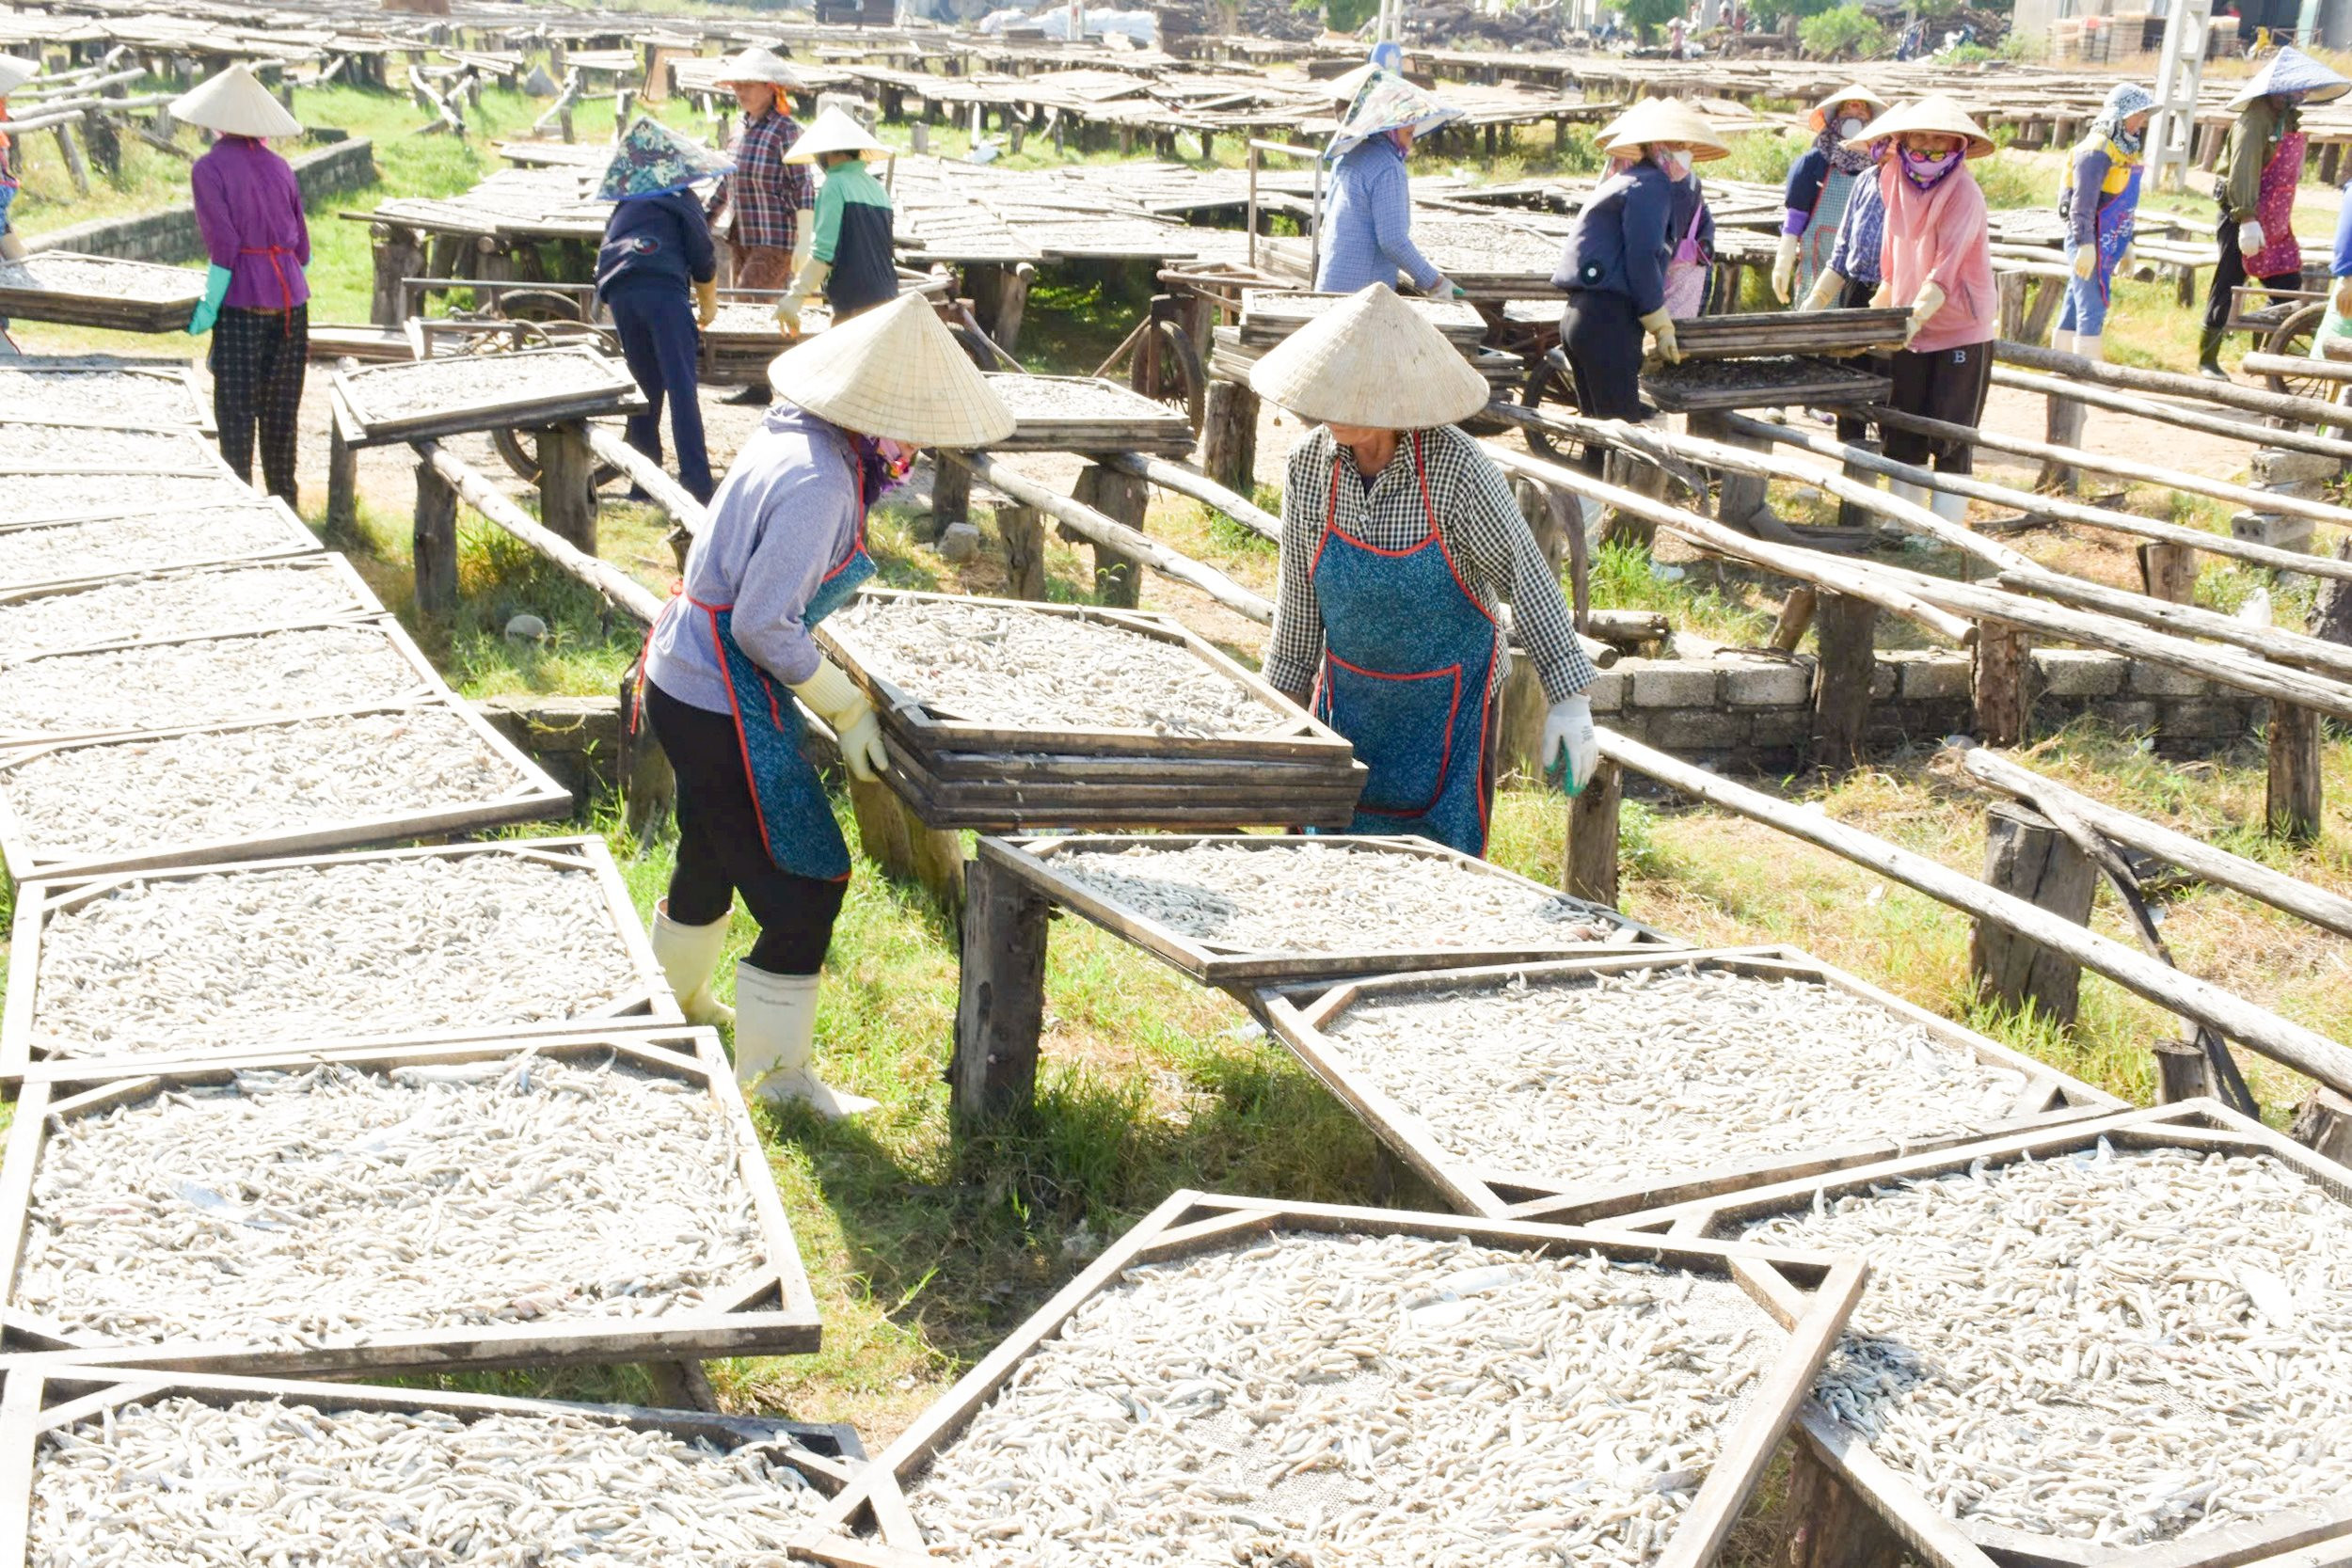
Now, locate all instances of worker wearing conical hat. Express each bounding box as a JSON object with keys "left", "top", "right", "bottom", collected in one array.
[
  {"left": 2199, "top": 45, "right": 2350, "bottom": 379},
  {"left": 706, "top": 48, "right": 813, "bottom": 301},
  {"left": 175, "top": 64, "right": 310, "bottom": 506},
  {"left": 1860, "top": 96, "right": 1997, "bottom": 525},
  {"left": 1252, "top": 286, "right": 1599, "bottom": 858},
  {"left": 776, "top": 106, "right": 897, "bottom": 335},
  {"left": 1774, "top": 84, "right": 1886, "bottom": 307},
  {"left": 0, "top": 55, "right": 39, "bottom": 269},
  {"left": 639, "top": 294, "right": 1013, "bottom": 1117},
  {"left": 1315, "top": 68, "right": 1466, "bottom": 299}
]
